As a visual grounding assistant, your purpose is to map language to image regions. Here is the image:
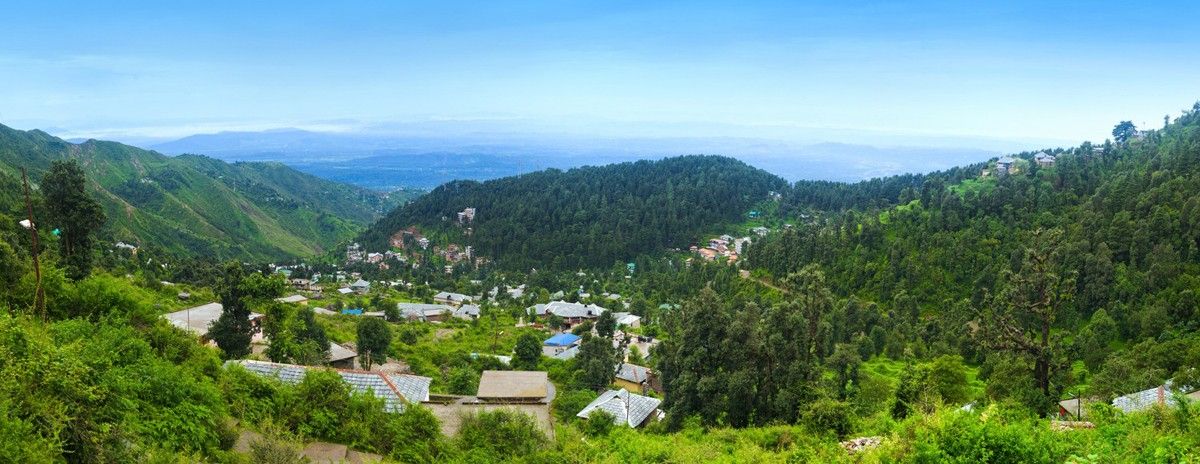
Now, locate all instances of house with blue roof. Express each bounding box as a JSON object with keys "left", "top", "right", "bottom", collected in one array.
[{"left": 543, "top": 333, "right": 582, "bottom": 356}]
